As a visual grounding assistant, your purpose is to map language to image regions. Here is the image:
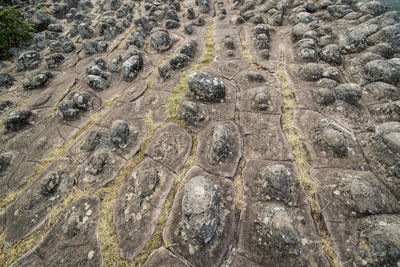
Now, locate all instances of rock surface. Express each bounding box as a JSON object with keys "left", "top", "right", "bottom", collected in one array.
[{"left": 1, "top": 0, "right": 400, "bottom": 266}]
